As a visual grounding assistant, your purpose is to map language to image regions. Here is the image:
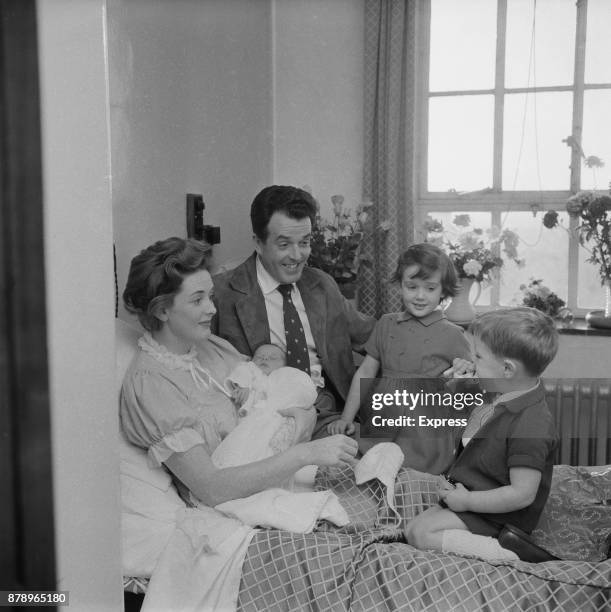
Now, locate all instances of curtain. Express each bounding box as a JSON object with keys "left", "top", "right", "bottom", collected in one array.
[{"left": 360, "top": 0, "right": 419, "bottom": 317}]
